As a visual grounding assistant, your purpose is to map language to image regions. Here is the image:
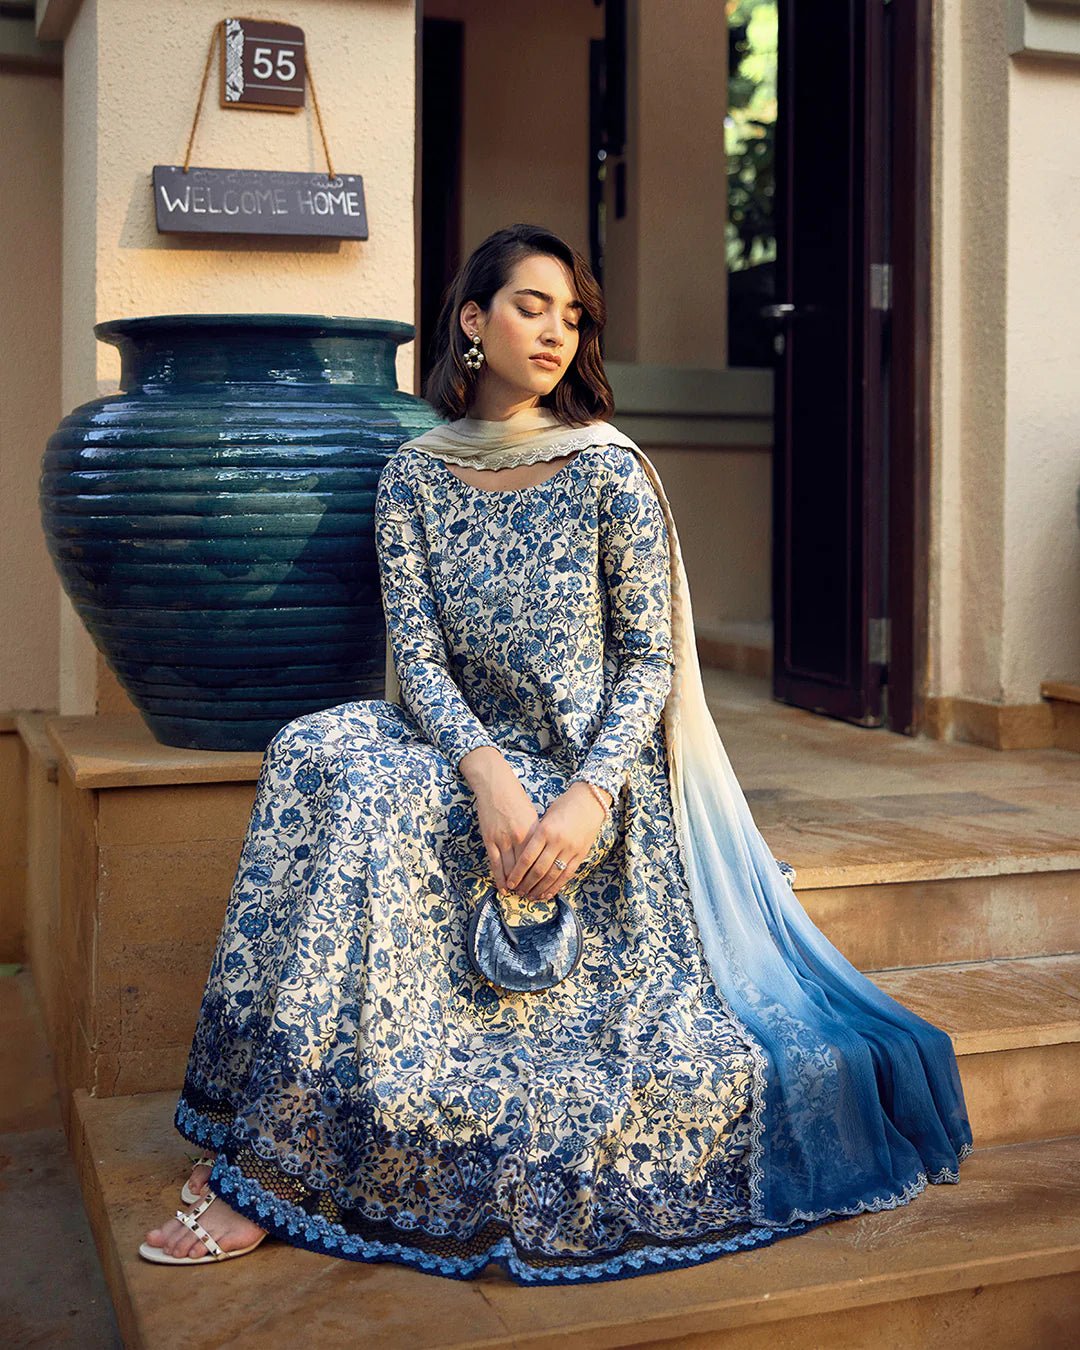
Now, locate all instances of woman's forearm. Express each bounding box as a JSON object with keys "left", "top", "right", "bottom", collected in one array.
[{"left": 458, "top": 743, "right": 512, "bottom": 796}]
